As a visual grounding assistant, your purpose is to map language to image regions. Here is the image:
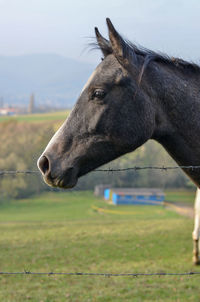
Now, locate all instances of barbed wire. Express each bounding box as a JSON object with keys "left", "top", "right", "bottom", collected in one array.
[
  {"left": 95, "top": 165, "right": 200, "bottom": 172},
  {"left": 0, "top": 165, "right": 200, "bottom": 176},
  {"left": 0, "top": 270, "right": 200, "bottom": 277},
  {"left": 0, "top": 170, "right": 39, "bottom": 175}
]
